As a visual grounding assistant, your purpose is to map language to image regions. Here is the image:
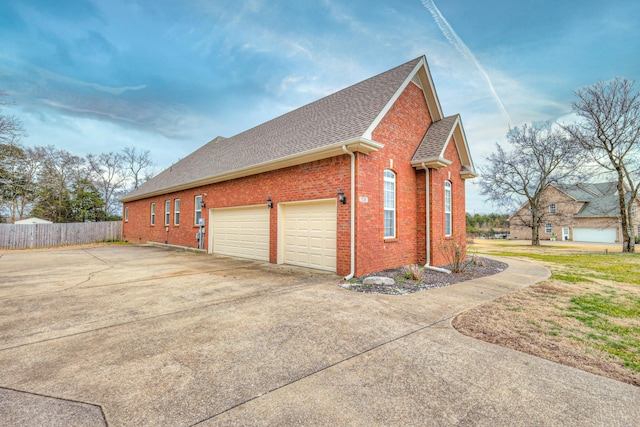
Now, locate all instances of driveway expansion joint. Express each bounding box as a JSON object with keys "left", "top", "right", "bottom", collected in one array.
[
  {"left": 0, "top": 386, "right": 108, "bottom": 426},
  {"left": 189, "top": 315, "right": 454, "bottom": 426}
]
